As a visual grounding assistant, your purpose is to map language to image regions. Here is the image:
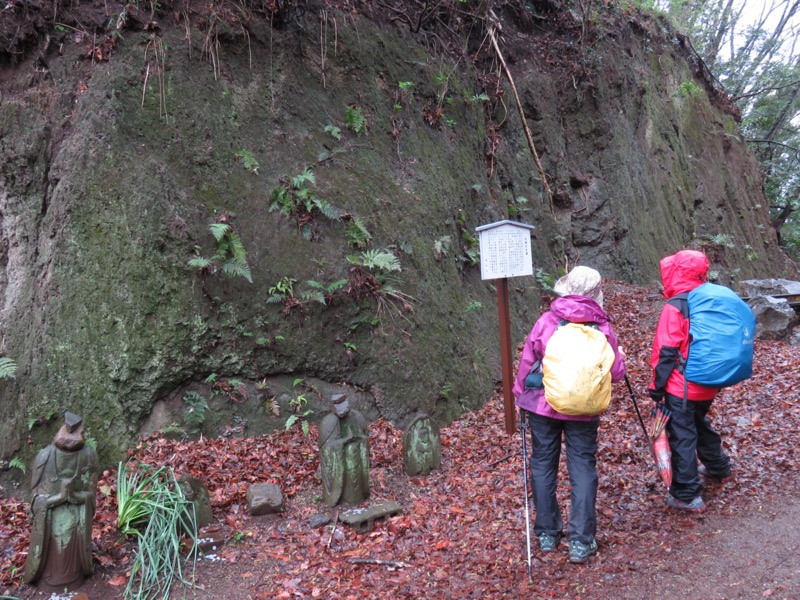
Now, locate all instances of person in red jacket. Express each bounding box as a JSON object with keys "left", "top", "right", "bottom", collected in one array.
[{"left": 649, "top": 250, "right": 732, "bottom": 513}]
